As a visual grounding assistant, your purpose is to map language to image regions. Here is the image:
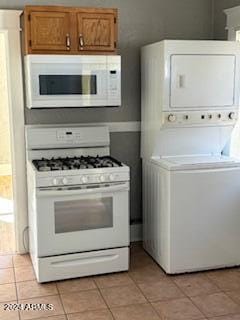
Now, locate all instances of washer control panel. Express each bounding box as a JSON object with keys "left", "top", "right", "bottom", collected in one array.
[{"left": 162, "top": 110, "right": 238, "bottom": 127}]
